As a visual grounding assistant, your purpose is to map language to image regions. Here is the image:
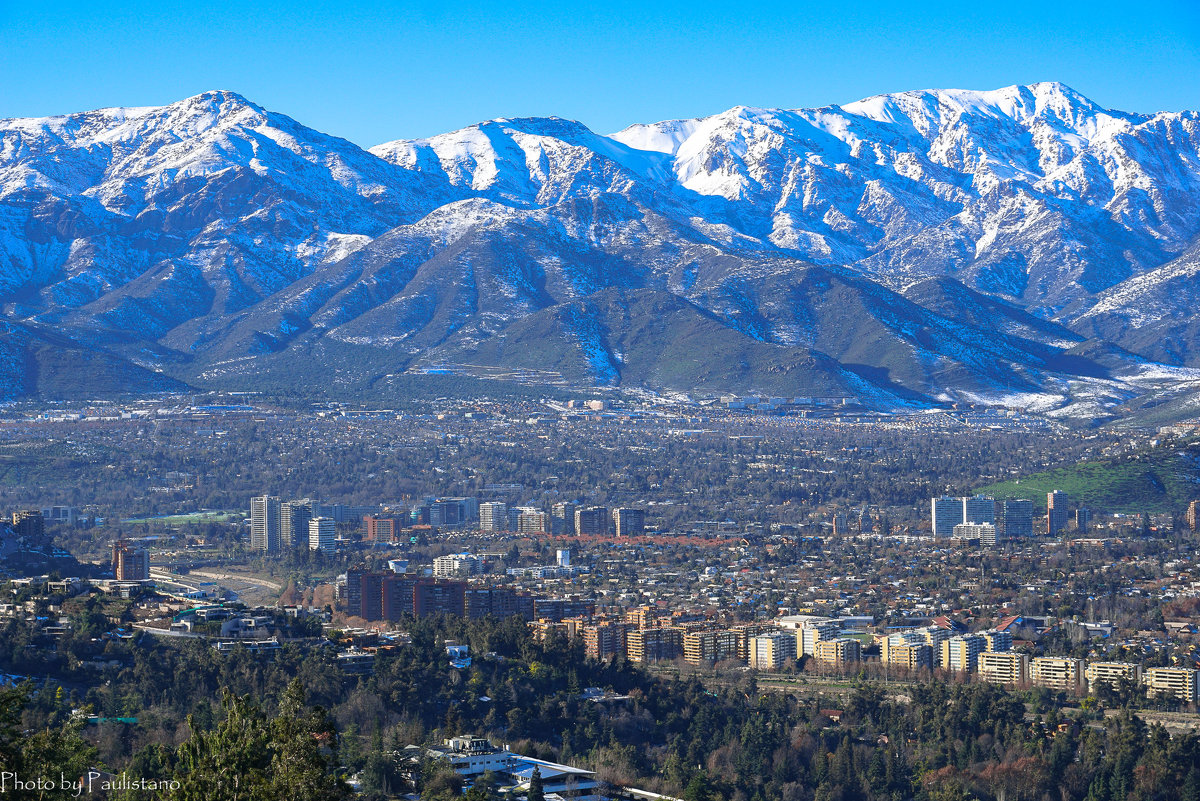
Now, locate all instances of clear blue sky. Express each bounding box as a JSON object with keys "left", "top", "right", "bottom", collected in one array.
[{"left": 3, "top": 0, "right": 1197, "bottom": 147}]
